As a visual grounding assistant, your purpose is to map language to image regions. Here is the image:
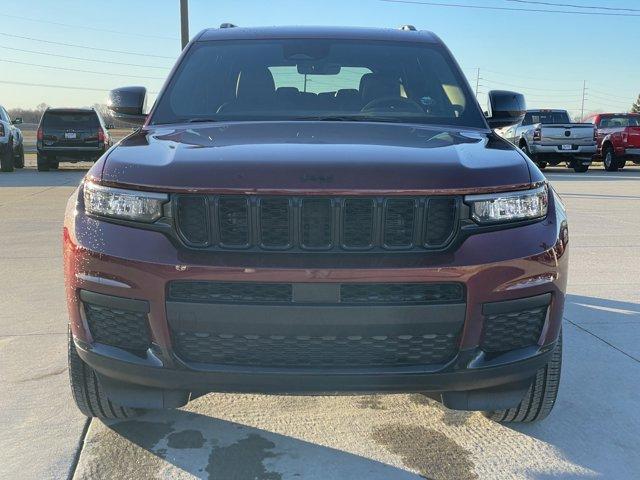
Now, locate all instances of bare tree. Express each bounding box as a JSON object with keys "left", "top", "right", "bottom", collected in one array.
[{"left": 632, "top": 94, "right": 640, "bottom": 114}]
